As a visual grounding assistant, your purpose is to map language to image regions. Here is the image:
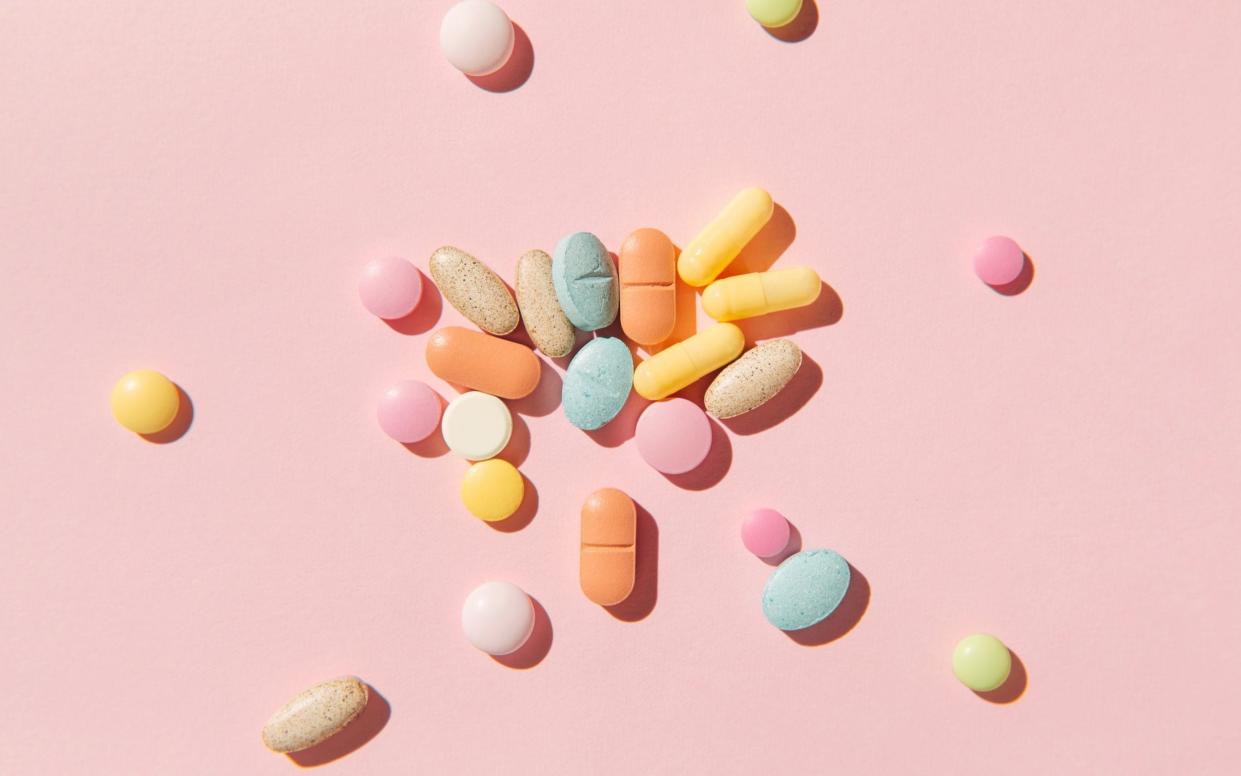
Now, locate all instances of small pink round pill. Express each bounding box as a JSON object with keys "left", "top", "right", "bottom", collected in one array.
[
  {"left": 742, "top": 509, "right": 791, "bottom": 558},
  {"left": 973, "top": 236, "right": 1025, "bottom": 286},
  {"left": 358, "top": 256, "right": 423, "bottom": 320},
  {"left": 377, "top": 380, "right": 441, "bottom": 443},
  {"left": 635, "top": 398, "right": 712, "bottom": 475}
]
